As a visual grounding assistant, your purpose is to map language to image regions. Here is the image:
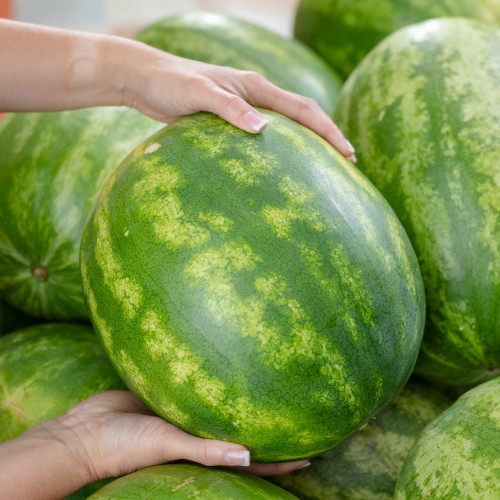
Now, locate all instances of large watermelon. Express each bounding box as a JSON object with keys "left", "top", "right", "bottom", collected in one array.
[
  {"left": 135, "top": 11, "right": 342, "bottom": 115},
  {"left": 271, "top": 380, "right": 451, "bottom": 499},
  {"left": 0, "top": 108, "right": 161, "bottom": 320},
  {"left": 80, "top": 110, "right": 425, "bottom": 461},
  {"left": 334, "top": 18, "right": 500, "bottom": 386},
  {"left": 294, "top": 0, "right": 500, "bottom": 79},
  {"left": 395, "top": 377, "right": 500, "bottom": 498},
  {"left": 88, "top": 464, "right": 297, "bottom": 499},
  {"left": 0, "top": 322, "right": 125, "bottom": 441}
]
